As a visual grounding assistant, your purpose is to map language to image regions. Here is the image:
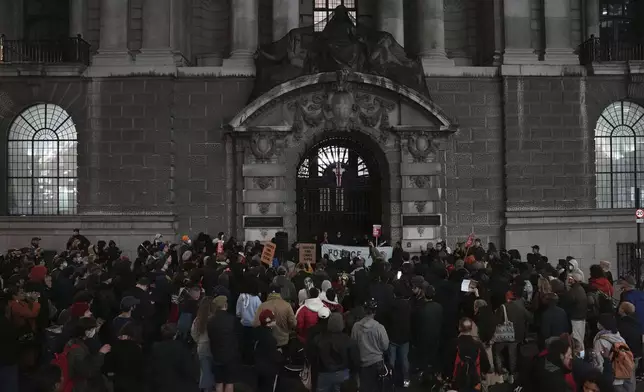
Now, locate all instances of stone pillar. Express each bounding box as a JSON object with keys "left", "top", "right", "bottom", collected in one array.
[
  {"left": 93, "top": 0, "right": 131, "bottom": 65},
  {"left": 223, "top": 0, "right": 258, "bottom": 72},
  {"left": 377, "top": 0, "right": 404, "bottom": 45},
  {"left": 417, "top": 0, "right": 453, "bottom": 67},
  {"left": 69, "top": 0, "right": 85, "bottom": 37},
  {"left": 586, "top": 0, "right": 600, "bottom": 39},
  {"left": 544, "top": 0, "right": 577, "bottom": 64},
  {"left": 138, "top": 0, "right": 175, "bottom": 65},
  {"left": 445, "top": 0, "right": 470, "bottom": 65},
  {"left": 273, "top": 0, "right": 299, "bottom": 41},
  {"left": 503, "top": 0, "right": 537, "bottom": 64}
]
